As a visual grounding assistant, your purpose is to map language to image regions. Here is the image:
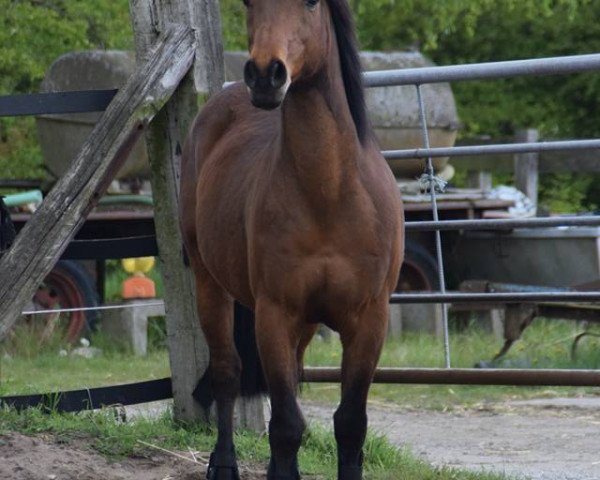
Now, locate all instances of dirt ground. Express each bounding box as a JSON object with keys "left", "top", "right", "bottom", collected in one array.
[
  {"left": 1, "top": 397, "right": 599, "bottom": 480},
  {"left": 0, "top": 431, "right": 264, "bottom": 480},
  {"left": 304, "top": 397, "right": 600, "bottom": 480}
]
